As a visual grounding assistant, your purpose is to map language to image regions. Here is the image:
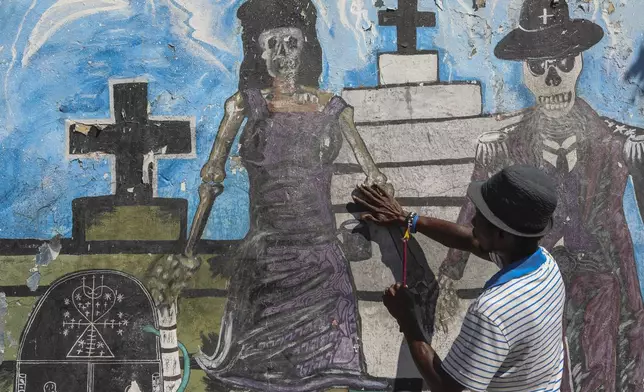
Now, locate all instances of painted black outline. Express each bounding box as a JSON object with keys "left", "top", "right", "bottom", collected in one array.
[
  {"left": 353, "top": 112, "right": 496, "bottom": 127},
  {"left": 333, "top": 158, "right": 475, "bottom": 175},
  {"left": 0, "top": 239, "right": 240, "bottom": 256},
  {"left": 343, "top": 79, "right": 482, "bottom": 91}
]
